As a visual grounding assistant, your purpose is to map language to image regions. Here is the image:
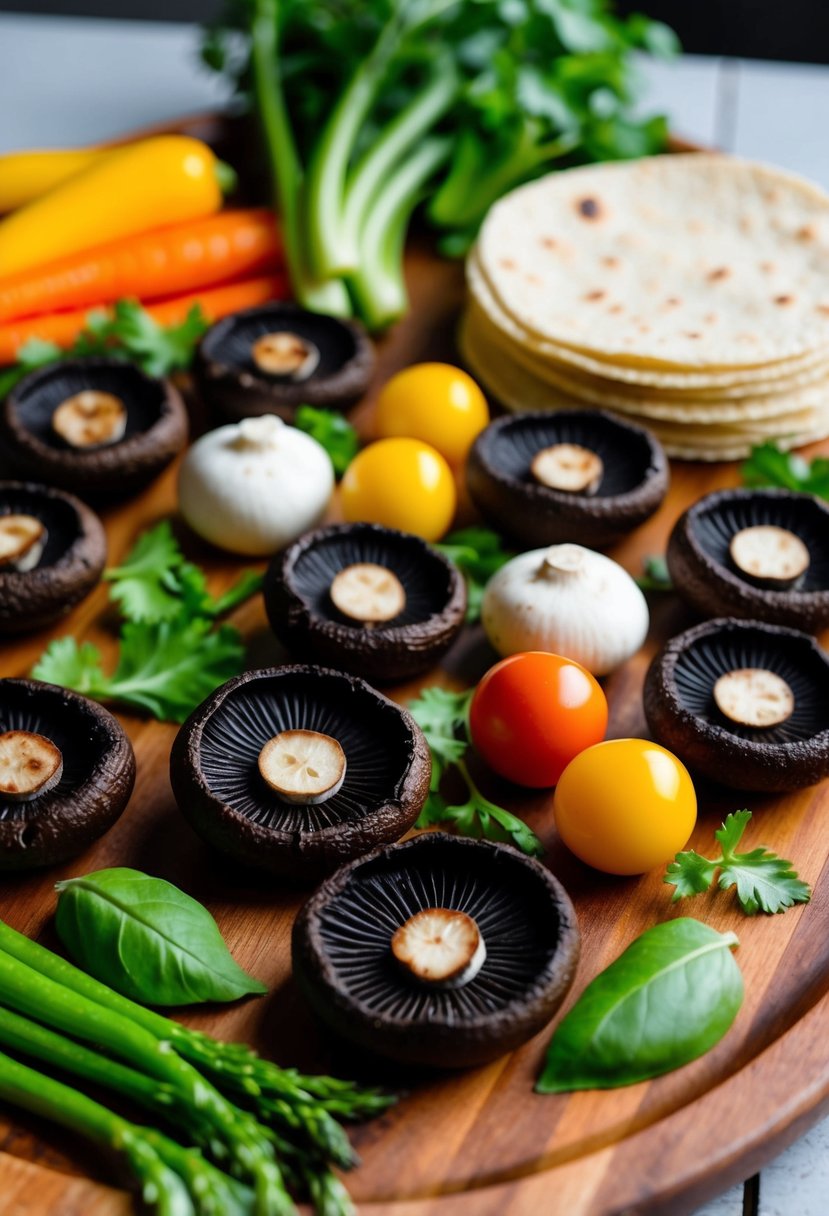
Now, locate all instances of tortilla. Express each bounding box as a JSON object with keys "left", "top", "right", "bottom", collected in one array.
[{"left": 477, "top": 155, "right": 829, "bottom": 369}]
